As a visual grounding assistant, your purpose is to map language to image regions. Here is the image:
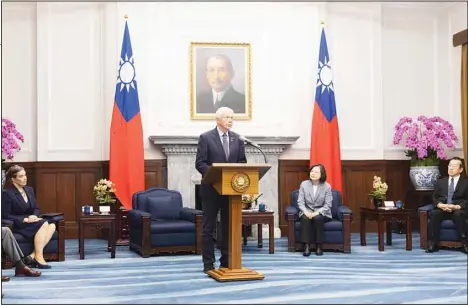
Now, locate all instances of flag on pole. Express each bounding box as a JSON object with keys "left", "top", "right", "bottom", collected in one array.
[
  {"left": 109, "top": 20, "right": 145, "bottom": 210},
  {"left": 310, "top": 27, "right": 343, "bottom": 195}
]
